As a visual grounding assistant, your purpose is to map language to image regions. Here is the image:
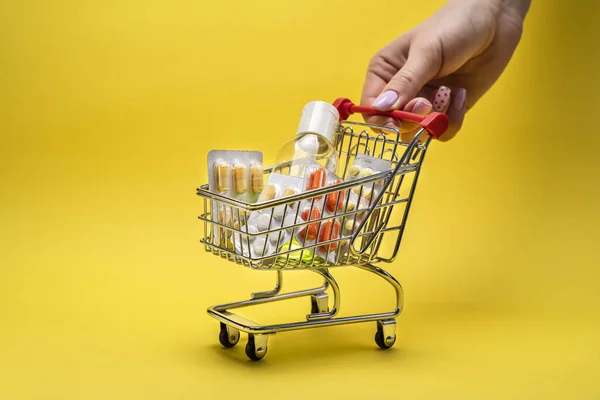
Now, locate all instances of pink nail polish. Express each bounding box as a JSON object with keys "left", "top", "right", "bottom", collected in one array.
[
  {"left": 412, "top": 100, "right": 432, "bottom": 115},
  {"left": 372, "top": 90, "right": 399, "bottom": 110},
  {"left": 432, "top": 86, "right": 451, "bottom": 112},
  {"left": 453, "top": 88, "right": 467, "bottom": 110}
]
